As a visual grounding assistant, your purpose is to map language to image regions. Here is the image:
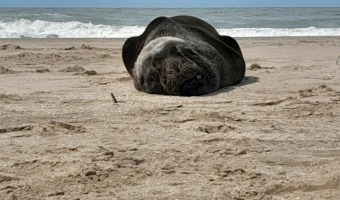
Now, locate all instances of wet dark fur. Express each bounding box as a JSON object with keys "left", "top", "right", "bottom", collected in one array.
[{"left": 122, "top": 15, "right": 245, "bottom": 96}]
